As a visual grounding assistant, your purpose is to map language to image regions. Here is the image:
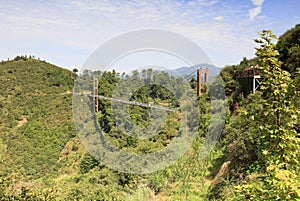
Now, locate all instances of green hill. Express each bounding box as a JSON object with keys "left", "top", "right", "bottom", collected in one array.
[
  {"left": 0, "top": 56, "right": 209, "bottom": 200},
  {"left": 0, "top": 57, "right": 78, "bottom": 197},
  {"left": 0, "top": 57, "right": 220, "bottom": 200}
]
